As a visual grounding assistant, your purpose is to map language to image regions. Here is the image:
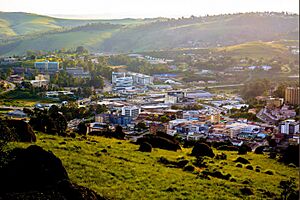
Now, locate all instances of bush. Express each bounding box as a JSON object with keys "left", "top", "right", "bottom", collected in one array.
[
  {"left": 138, "top": 142, "right": 152, "bottom": 152},
  {"left": 191, "top": 143, "right": 215, "bottom": 158},
  {"left": 280, "top": 145, "right": 299, "bottom": 166},
  {"left": 254, "top": 146, "right": 265, "bottom": 154},
  {"left": 238, "top": 144, "right": 251, "bottom": 155},
  {"left": 269, "top": 152, "right": 277, "bottom": 159},
  {"left": 234, "top": 157, "right": 250, "bottom": 164},
  {"left": 217, "top": 145, "right": 239, "bottom": 151},
  {"left": 211, "top": 141, "right": 233, "bottom": 148}
]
